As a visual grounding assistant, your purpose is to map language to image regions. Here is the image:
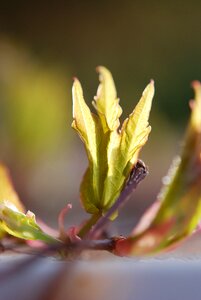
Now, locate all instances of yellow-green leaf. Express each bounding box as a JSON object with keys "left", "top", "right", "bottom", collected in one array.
[
  {"left": 72, "top": 79, "right": 102, "bottom": 212},
  {"left": 101, "top": 130, "right": 122, "bottom": 209},
  {"left": 72, "top": 79, "right": 99, "bottom": 164},
  {"left": 80, "top": 168, "right": 100, "bottom": 214},
  {"left": 0, "top": 164, "right": 25, "bottom": 213},
  {"left": 120, "top": 80, "right": 154, "bottom": 164},
  {"left": 0, "top": 204, "right": 58, "bottom": 243},
  {"left": 0, "top": 164, "right": 25, "bottom": 237},
  {"left": 92, "top": 66, "right": 122, "bottom": 132},
  {"left": 72, "top": 68, "right": 154, "bottom": 219},
  {"left": 101, "top": 81, "right": 154, "bottom": 210},
  {"left": 0, "top": 164, "right": 58, "bottom": 243},
  {"left": 191, "top": 81, "right": 201, "bottom": 131}
]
